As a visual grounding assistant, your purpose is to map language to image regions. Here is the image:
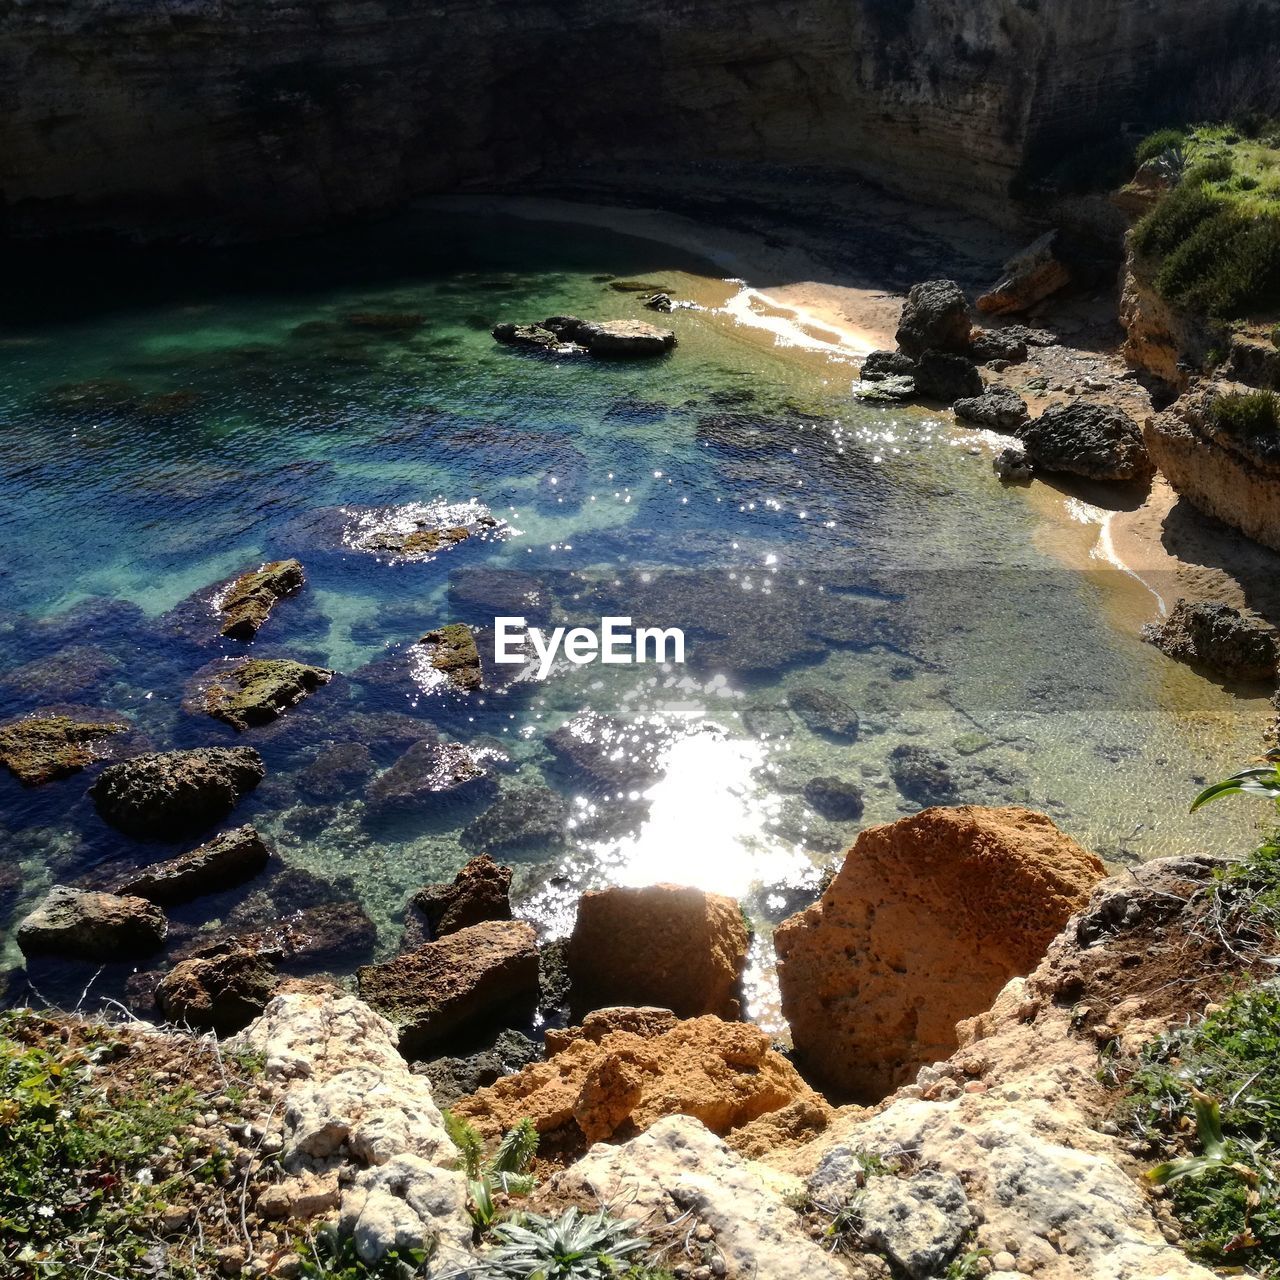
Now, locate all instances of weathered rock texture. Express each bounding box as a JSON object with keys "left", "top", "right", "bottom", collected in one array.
[
  {"left": 155, "top": 941, "right": 278, "bottom": 1035},
  {"left": 91, "top": 747, "right": 265, "bottom": 839},
  {"left": 407, "top": 854, "right": 513, "bottom": 941},
  {"left": 454, "top": 1008, "right": 827, "bottom": 1160},
  {"left": 185, "top": 657, "right": 333, "bottom": 730},
  {"left": 567, "top": 884, "right": 749, "bottom": 1020},
  {"left": 356, "top": 919, "right": 539, "bottom": 1056},
  {"left": 1018, "top": 401, "right": 1153, "bottom": 482},
  {"left": 774, "top": 805, "right": 1104, "bottom": 1099},
  {"left": 17, "top": 885, "right": 167, "bottom": 960},
  {"left": 218, "top": 560, "right": 305, "bottom": 641},
  {"left": 111, "top": 824, "right": 271, "bottom": 905},
  {"left": 4, "top": 1, "right": 1276, "bottom": 241},
  {"left": 1142, "top": 599, "right": 1278, "bottom": 682},
  {"left": 1143, "top": 382, "right": 1280, "bottom": 553},
  {"left": 0, "top": 713, "right": 126, "bottom": 786}
]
